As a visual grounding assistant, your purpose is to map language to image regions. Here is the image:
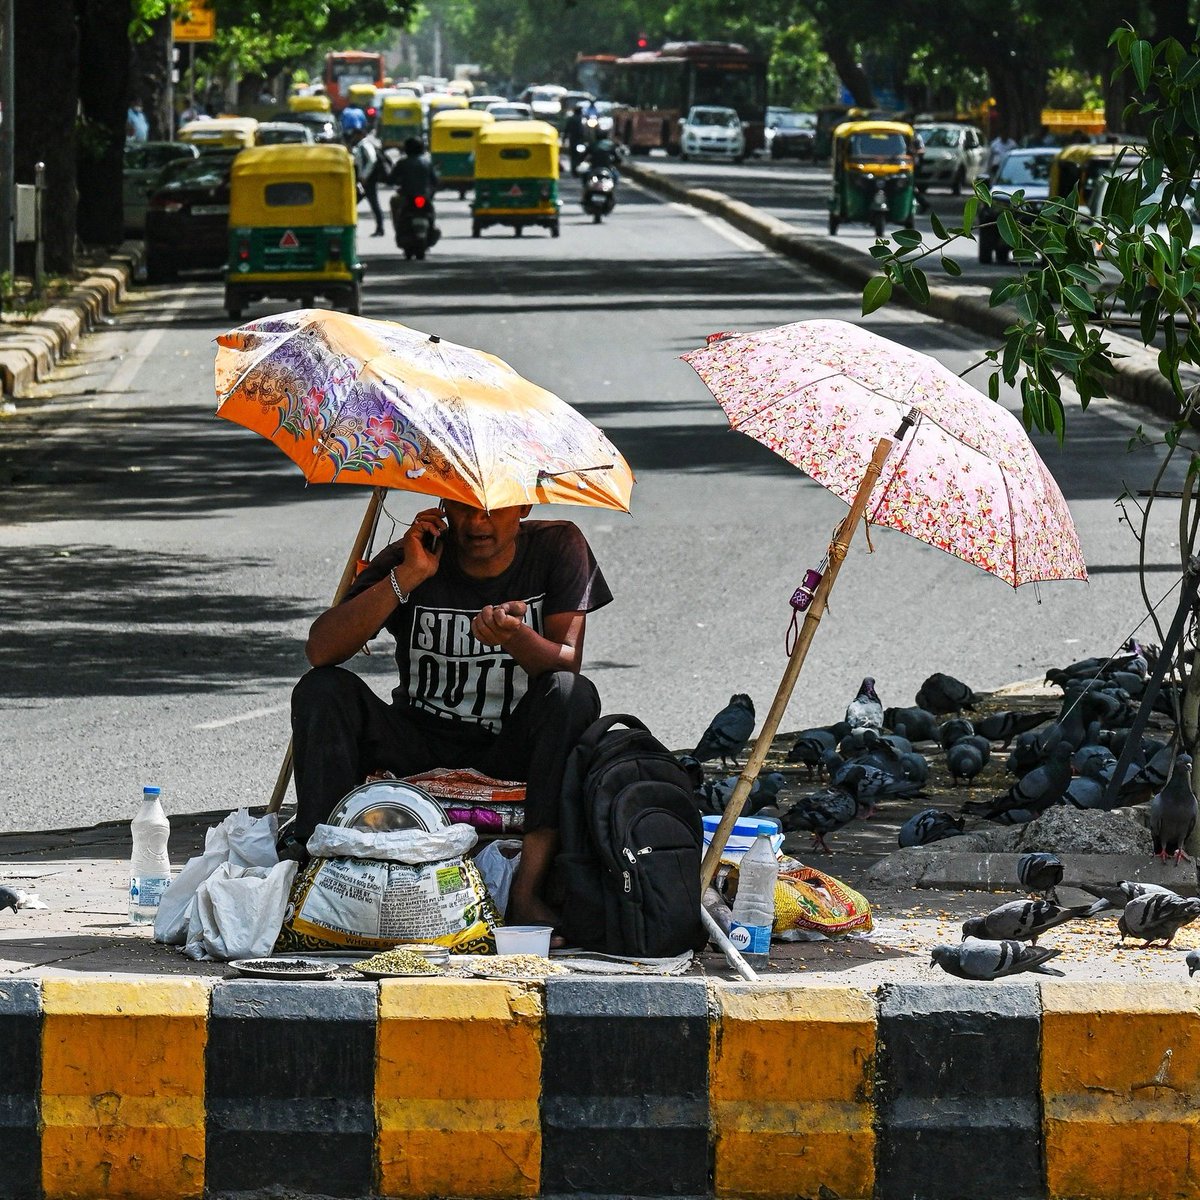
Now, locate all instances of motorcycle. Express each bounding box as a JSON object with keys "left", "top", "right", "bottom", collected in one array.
[
  {"left": 390, "top": 190, "right": 440, "bottom": 260},
  {"left": 581, "top": 165, "right": 617, "bottom": 223}
]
